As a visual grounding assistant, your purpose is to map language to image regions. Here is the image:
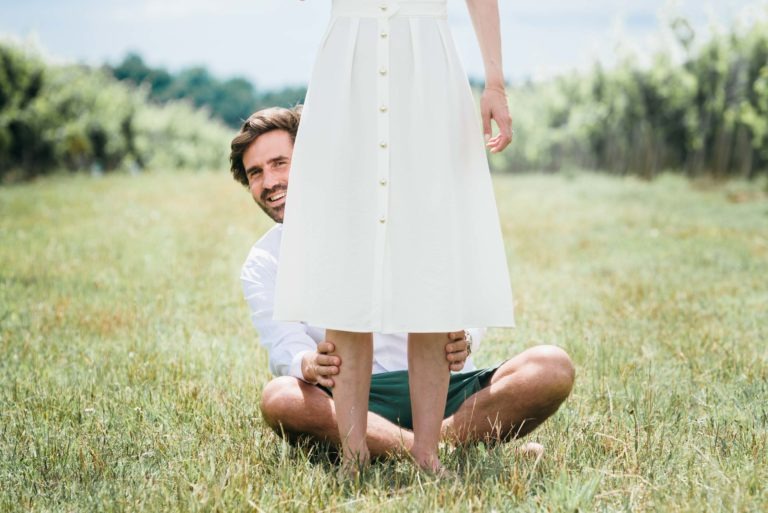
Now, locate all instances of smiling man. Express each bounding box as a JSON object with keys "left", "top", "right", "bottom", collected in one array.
[{"left": 231, "top": 106, "right": 575, "bottom": 457}]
